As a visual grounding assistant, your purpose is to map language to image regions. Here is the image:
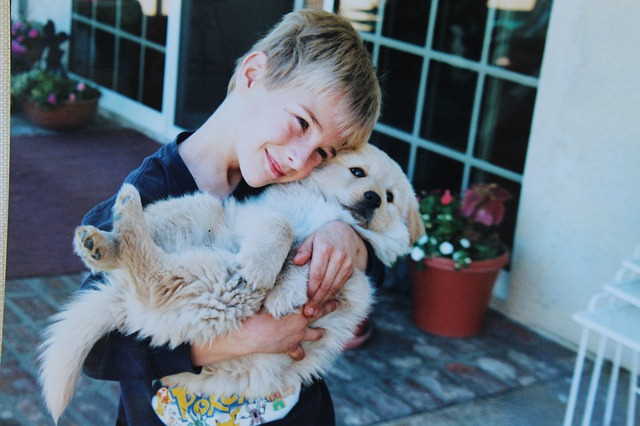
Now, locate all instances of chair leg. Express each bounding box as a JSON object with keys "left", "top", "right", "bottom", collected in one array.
[
  {"left": 603, "top": 342, "right": 623, "bottom": 426},
  {"left": 582, "top": 334, "right": 608, "bottom": 426},
  {"left": 627, "top": 351, "right": 638, "bottom": 426},
  {"left": 564, "top": 328, "right": 590, "bottom": 426}
]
